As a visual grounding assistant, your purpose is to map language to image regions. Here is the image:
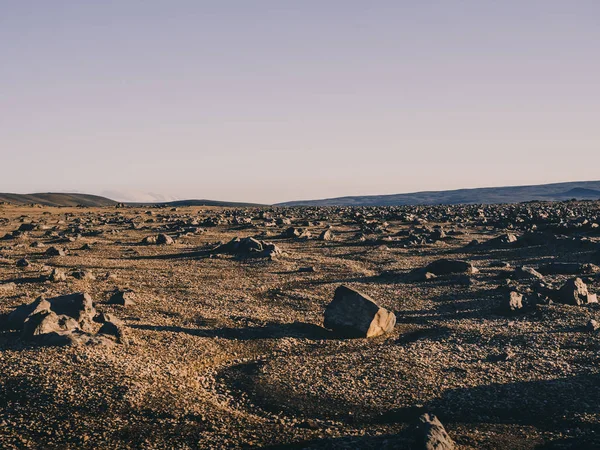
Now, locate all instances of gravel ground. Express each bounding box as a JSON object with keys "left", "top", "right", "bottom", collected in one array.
[{"left": 0, "top": 202, "right": 599, "bottom": 449}]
